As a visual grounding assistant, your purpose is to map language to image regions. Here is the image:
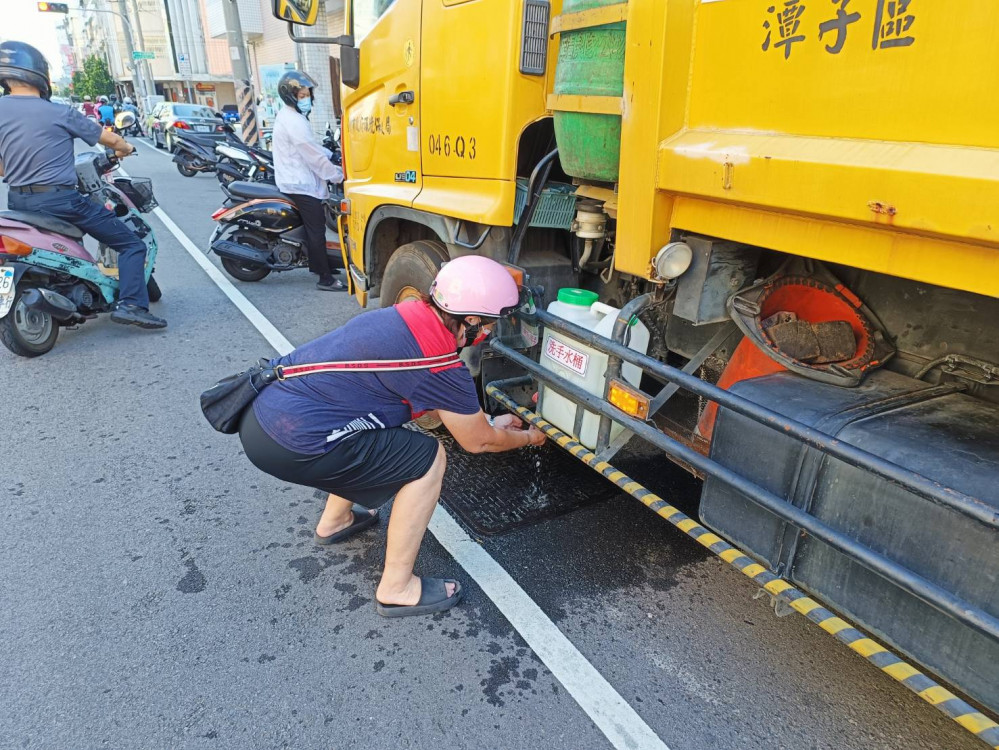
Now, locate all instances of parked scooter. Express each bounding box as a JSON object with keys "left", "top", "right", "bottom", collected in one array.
[
  {"left": 0, "top": 149, "right": 161, "bottom": 357},
  {"left": 213, "top": 123, "right": 339, "bottom": 202},
  {"left": 215, "top": 140, "right": 274, "bottom": 188},
  {"left": 207, "top": 181, "right": 341, "bottom": 283},
  {"left": 173, "top": 131, "right": 219, "bottom": 177}
]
